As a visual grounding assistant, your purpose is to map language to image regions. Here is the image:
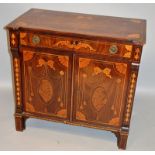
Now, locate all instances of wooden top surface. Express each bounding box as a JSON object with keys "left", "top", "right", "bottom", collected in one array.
[{"left": 6, "top": 8, "right": 146, "bottom": 45}]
